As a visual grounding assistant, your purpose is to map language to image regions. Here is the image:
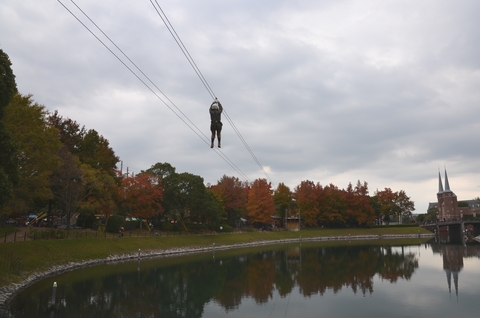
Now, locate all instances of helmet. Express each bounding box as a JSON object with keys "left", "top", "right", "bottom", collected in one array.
[{"left": 211, "top": 102, "right": 219, "bottom": 110}]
